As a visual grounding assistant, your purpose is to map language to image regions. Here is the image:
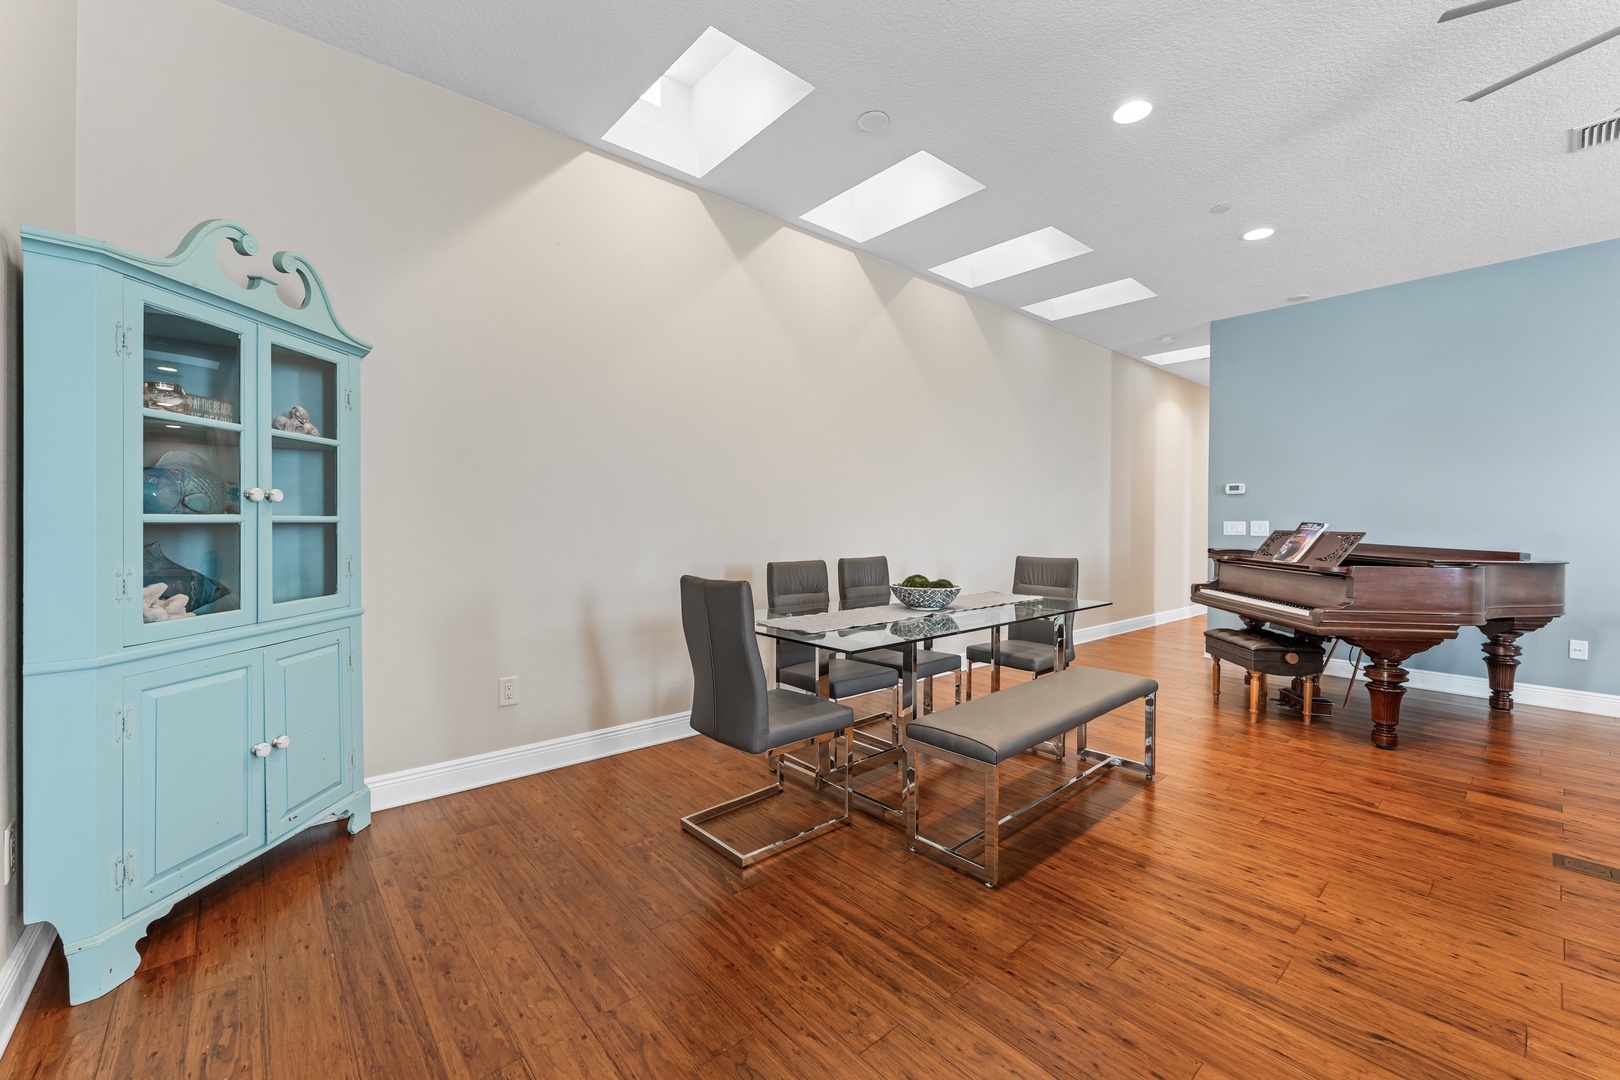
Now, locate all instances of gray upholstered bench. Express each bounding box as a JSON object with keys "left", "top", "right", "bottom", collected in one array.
[{"left": 904, "top": 666, "right": 1157, "bottom": 886}]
